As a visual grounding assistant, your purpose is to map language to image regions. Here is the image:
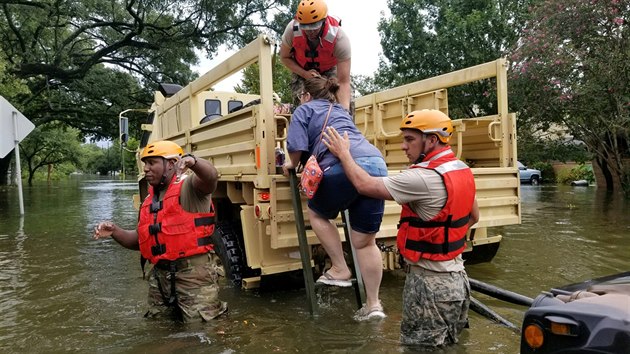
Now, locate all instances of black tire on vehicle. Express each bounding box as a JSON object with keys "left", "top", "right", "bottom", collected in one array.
[
  {"left": 211, "top": 221, "right": 245, "bottom": 287},
  {"left": 530, "top": 176, "right": 540, "bottom": 185}
]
